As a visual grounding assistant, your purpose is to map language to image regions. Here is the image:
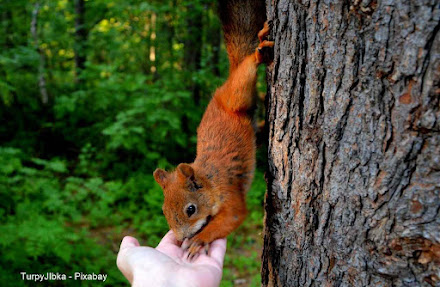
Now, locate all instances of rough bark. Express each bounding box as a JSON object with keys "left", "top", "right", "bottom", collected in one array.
[{"left": 262, "top": 0, "right": 440, "bottom": 286}]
